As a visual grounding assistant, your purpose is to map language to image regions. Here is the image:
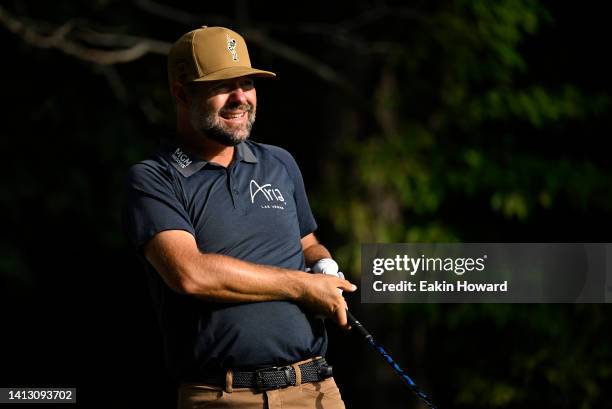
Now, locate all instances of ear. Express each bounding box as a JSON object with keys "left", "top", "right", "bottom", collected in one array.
[{"left": 171, "top": 81, "right": 190, "bottom": 107}]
